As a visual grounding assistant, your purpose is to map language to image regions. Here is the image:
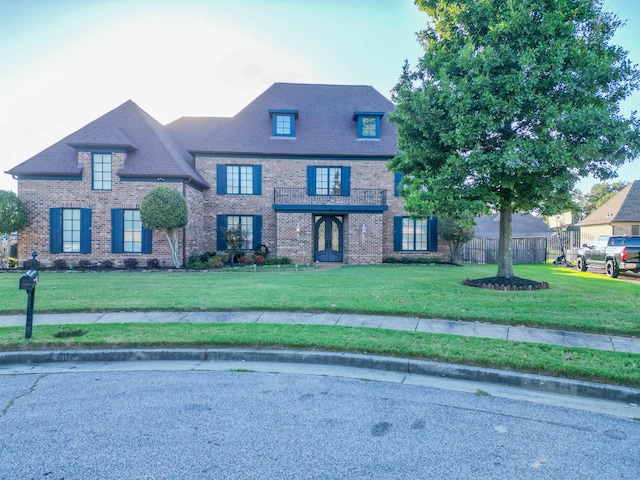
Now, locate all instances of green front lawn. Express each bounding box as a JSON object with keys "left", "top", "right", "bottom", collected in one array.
[{"left": 1, "top": 264, "right": 638, "bottom": 336}]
